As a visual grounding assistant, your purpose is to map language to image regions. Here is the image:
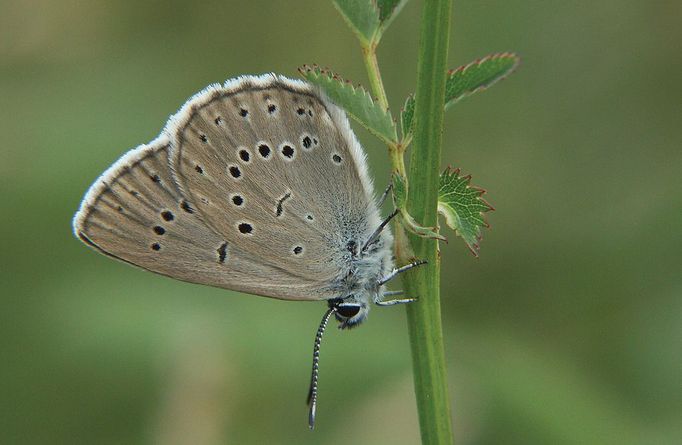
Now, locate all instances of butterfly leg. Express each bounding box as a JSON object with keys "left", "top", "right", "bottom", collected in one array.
[
  {"left": 375, "top": 290, "right": 417, "bottom": 306},
  {"left": 376, "top": 297, "right": 416, "bottom": 306},
  {"left": 378, "top": 259, "right": 428, "bottom": 286},
  {"left": 361, "top": 209, "right": 399, "bottom": 252}
]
